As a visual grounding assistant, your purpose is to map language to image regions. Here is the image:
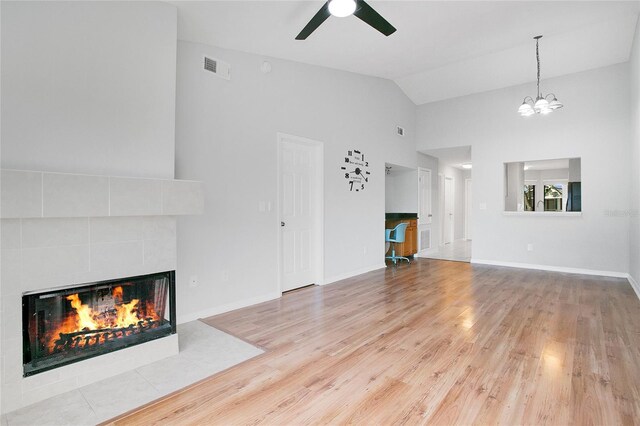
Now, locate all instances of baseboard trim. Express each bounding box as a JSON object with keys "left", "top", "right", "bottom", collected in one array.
[
  {"left": 628, "top": 274, "right": 640, "bottom": 300},
  {"left": 470, "top": 258, "right": 628, "bottom": 279},
  {"left": 322, "top": 263, "right": 387, "bottom": 286},
  {"left": 177, "top": 291, "right": 281, "bottom": 324}
]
